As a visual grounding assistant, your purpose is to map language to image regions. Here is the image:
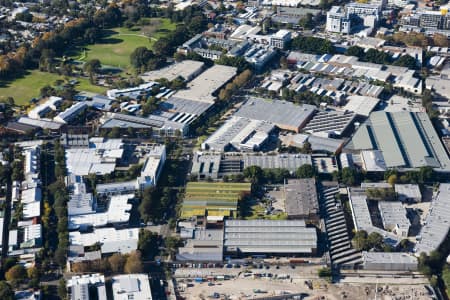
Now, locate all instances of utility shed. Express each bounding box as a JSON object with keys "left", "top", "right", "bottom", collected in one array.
[
  {"left": 284, "top": 179, "right": 319, "bottom": 223},
  {"left": 362, "top": 251, "right": 418, "bottom": 271},
  {"left": 224, "top": 219, "right": 317, "bottom": 255}
]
